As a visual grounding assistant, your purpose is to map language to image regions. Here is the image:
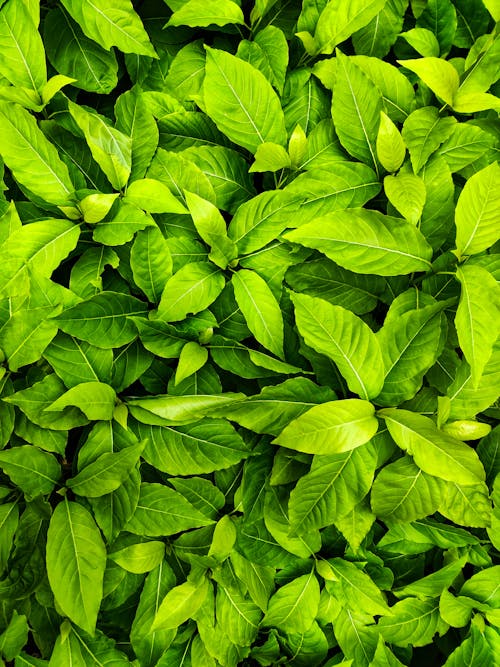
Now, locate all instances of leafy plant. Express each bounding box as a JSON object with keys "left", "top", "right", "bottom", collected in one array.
[{"left": 0, "top": 0, "right": 499, "bottom": 665}]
